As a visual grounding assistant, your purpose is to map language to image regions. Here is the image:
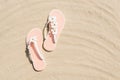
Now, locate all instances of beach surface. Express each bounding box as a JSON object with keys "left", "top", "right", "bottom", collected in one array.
[{"left": 0, "top": 0, "right": 120, "bottom": 80}]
